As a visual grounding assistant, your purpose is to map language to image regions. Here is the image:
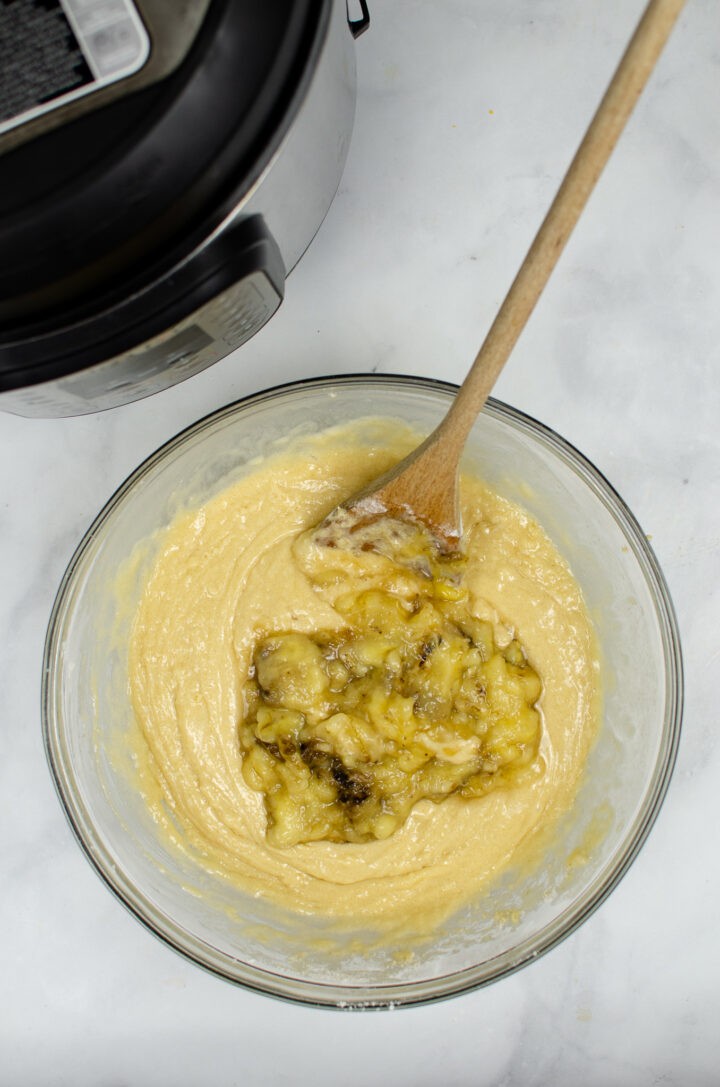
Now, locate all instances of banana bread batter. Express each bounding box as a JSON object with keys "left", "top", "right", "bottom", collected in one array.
[{"left": 128, "top": 421, "right": 599, "bottom": 932}]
